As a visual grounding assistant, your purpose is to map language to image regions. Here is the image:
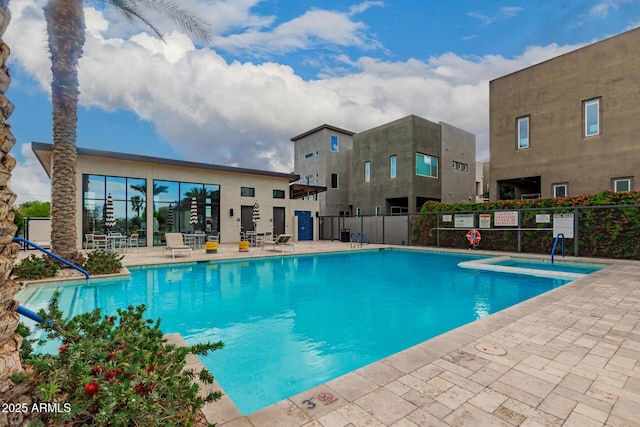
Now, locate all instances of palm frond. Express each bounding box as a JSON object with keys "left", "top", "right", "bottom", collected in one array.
[{"left": 104, "top": 0, "right": 212, "bottom": 43}]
